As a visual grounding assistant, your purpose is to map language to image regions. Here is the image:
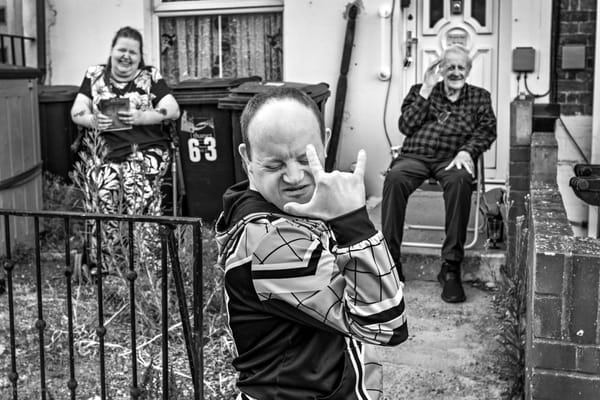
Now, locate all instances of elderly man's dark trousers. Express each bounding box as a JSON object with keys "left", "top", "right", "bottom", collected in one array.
[{"left": 382, "top": 156, "right": 474, "bottom": 266}]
